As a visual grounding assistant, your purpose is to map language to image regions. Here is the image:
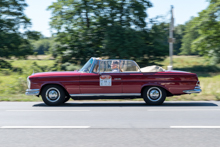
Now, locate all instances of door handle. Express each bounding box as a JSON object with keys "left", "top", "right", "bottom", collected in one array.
[{"left": 114, "top": 78, "right": 121, "bottom": 80}]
